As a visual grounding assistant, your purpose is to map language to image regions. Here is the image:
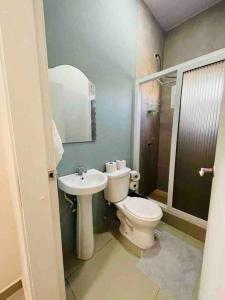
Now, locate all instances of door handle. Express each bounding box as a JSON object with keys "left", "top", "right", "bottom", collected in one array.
[{"left": 199, "top": 167, "right": 214, "bottom": 177}]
